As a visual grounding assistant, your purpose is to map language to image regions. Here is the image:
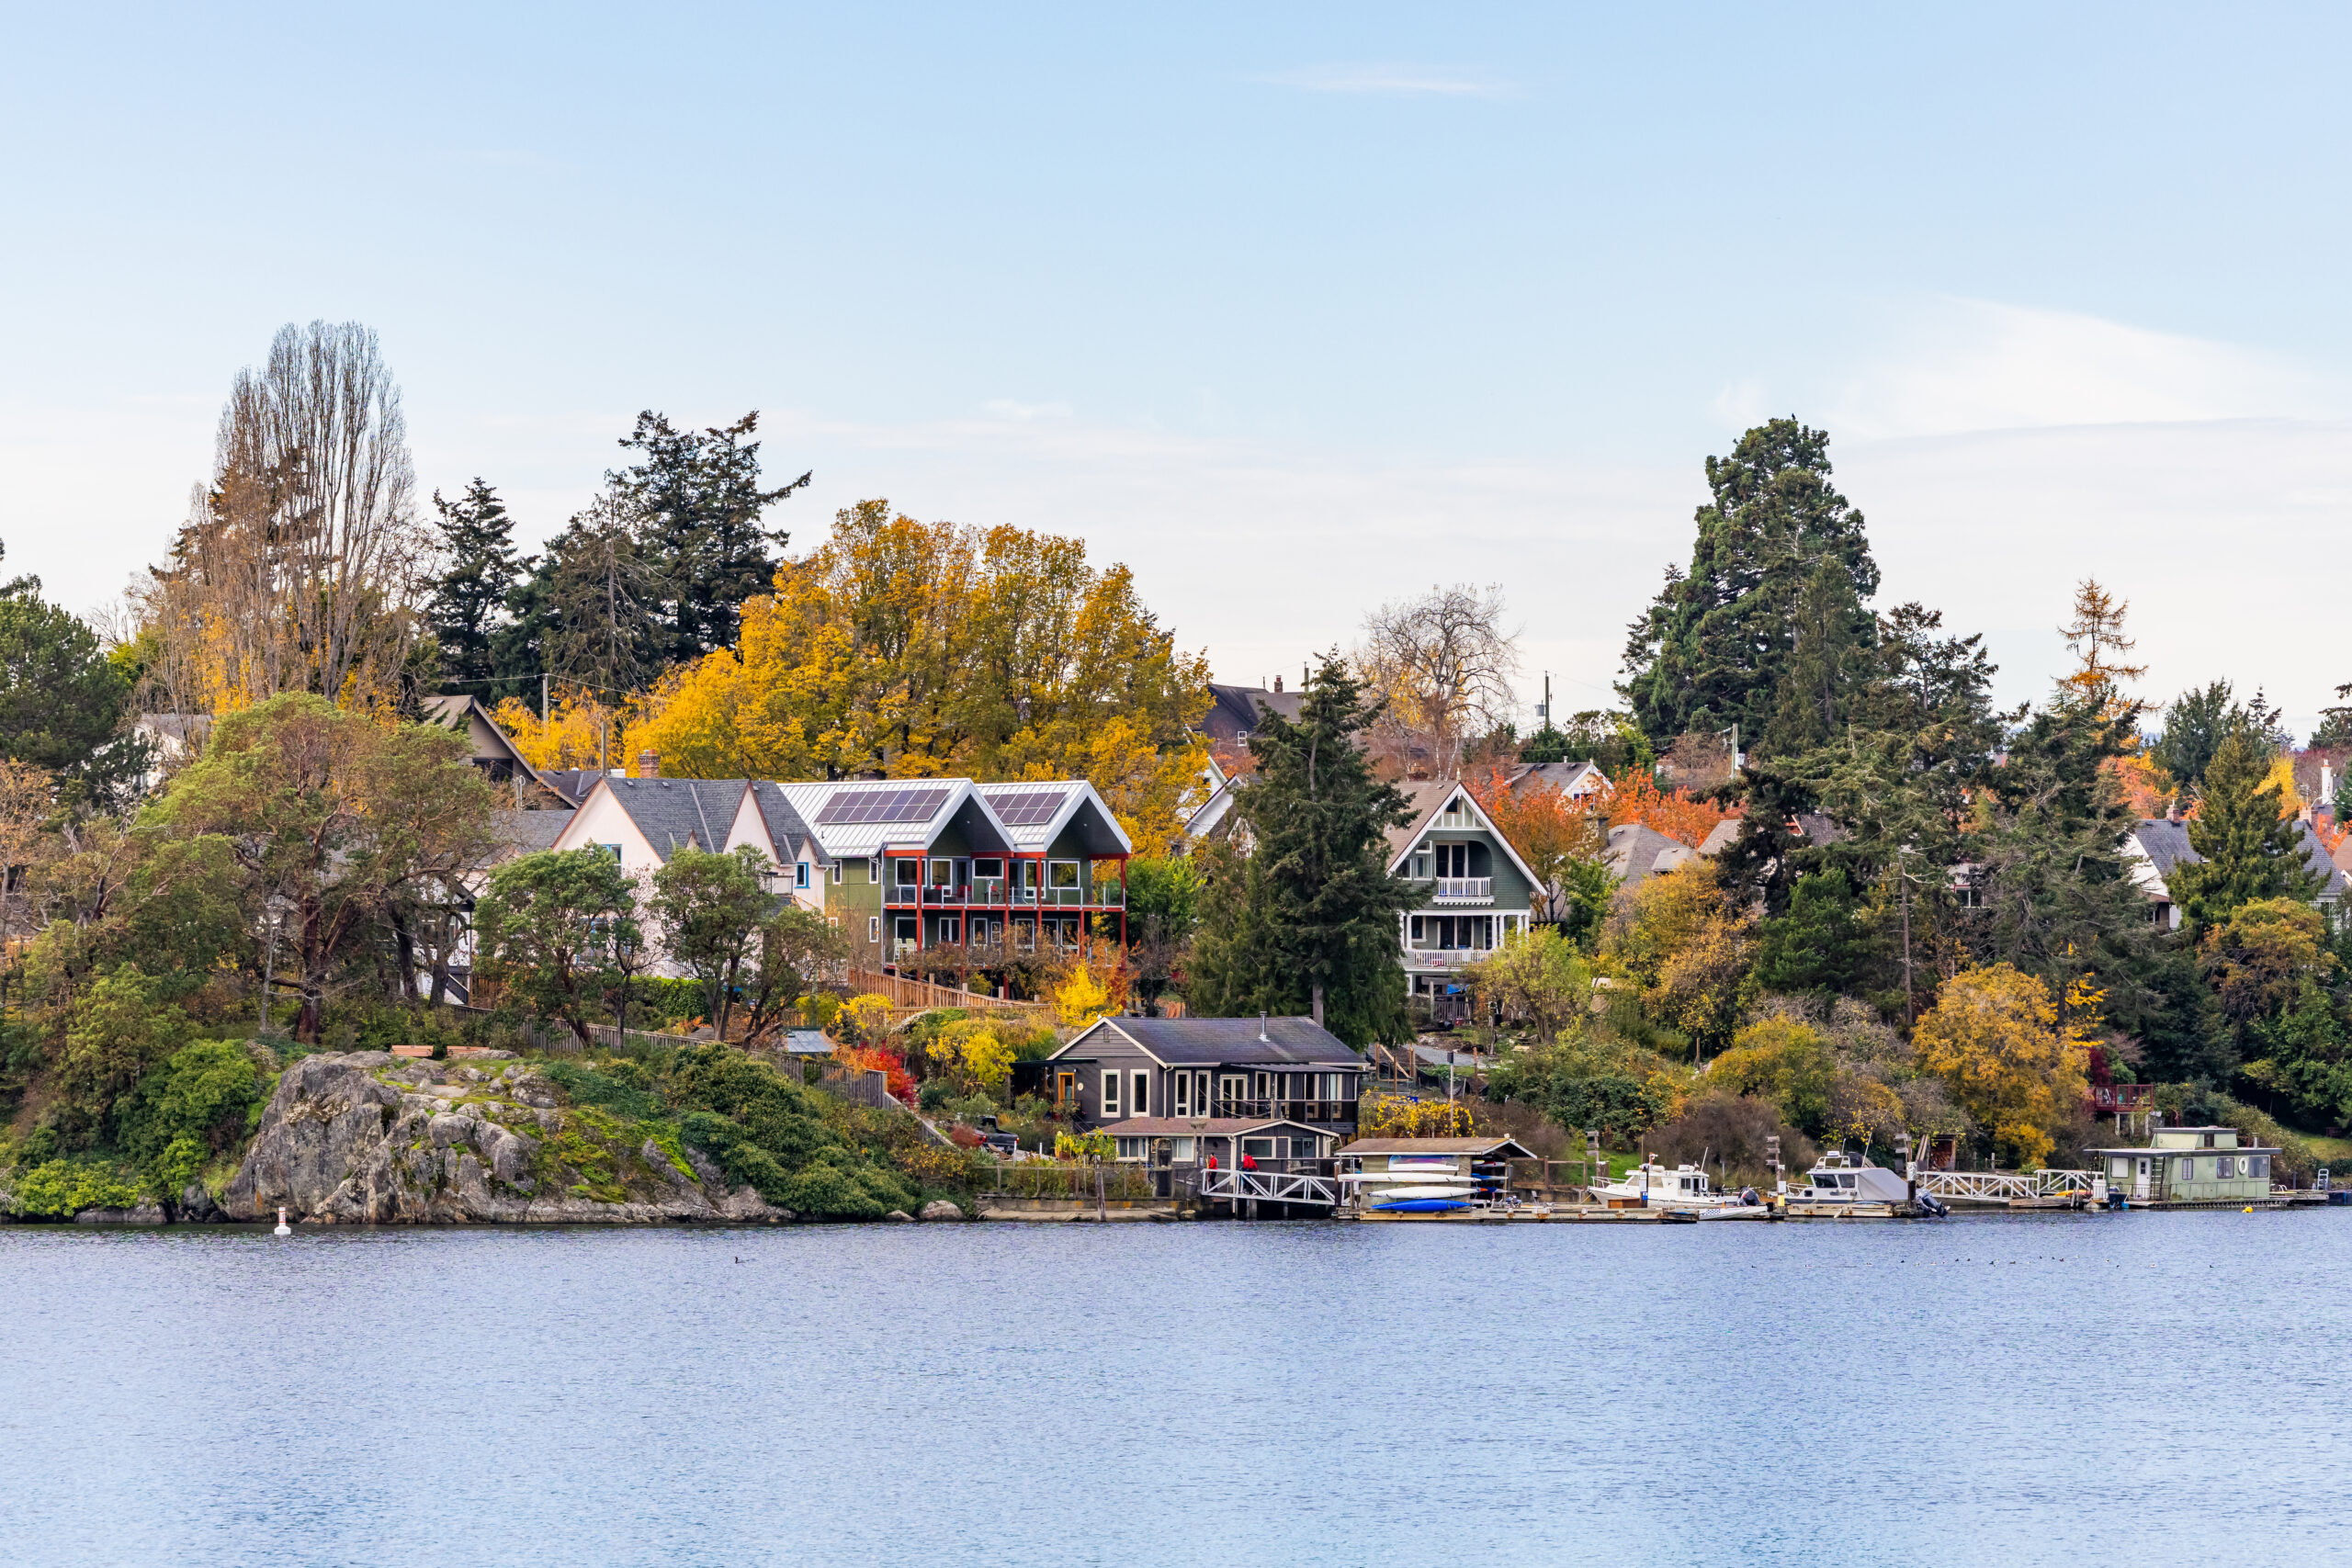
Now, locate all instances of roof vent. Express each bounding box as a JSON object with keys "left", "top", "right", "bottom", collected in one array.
[{"left": 1258, "top": 1010, "right": 1269, "bottom": 1043}]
